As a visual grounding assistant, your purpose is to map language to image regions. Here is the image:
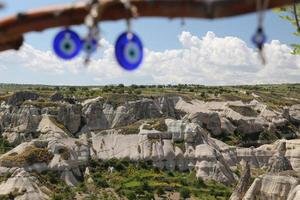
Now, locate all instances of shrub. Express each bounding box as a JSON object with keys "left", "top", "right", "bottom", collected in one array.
[
  {"left": 58, "top": 147, "right": 70, "bottom": 160},
  {"left": 0, "top": 146, "right": 53, "bottom": 167},
  {"left": 134, "top": 90, "right": 142, "bottom": 95},
  {"left": 94, "top": 177, "right": 109, "bottom": 188},
  {"left": 156, "top": 187, "right": 165, "bottom": 196},
  {"left": 194, "top": 177, "right": 205, "bottom": 187},
  {"left": 179, "top": 188, "right": 191, "bottom": 199},
  {"left": 51, "top": 194, "right": 64, "bottom": 200},
  {"left": 123, "top": 190, "right": 136, "bottom": 200}
]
